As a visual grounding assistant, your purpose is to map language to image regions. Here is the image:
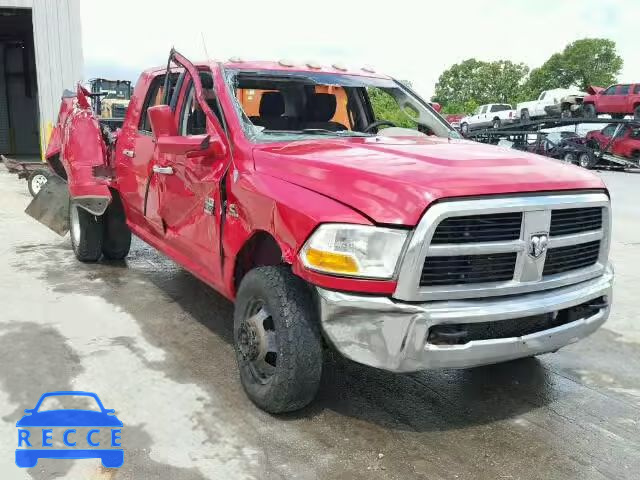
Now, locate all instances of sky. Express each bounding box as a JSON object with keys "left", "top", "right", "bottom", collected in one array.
[{"left": 80, "top": 0, "right": 640, "bottom": 101}]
